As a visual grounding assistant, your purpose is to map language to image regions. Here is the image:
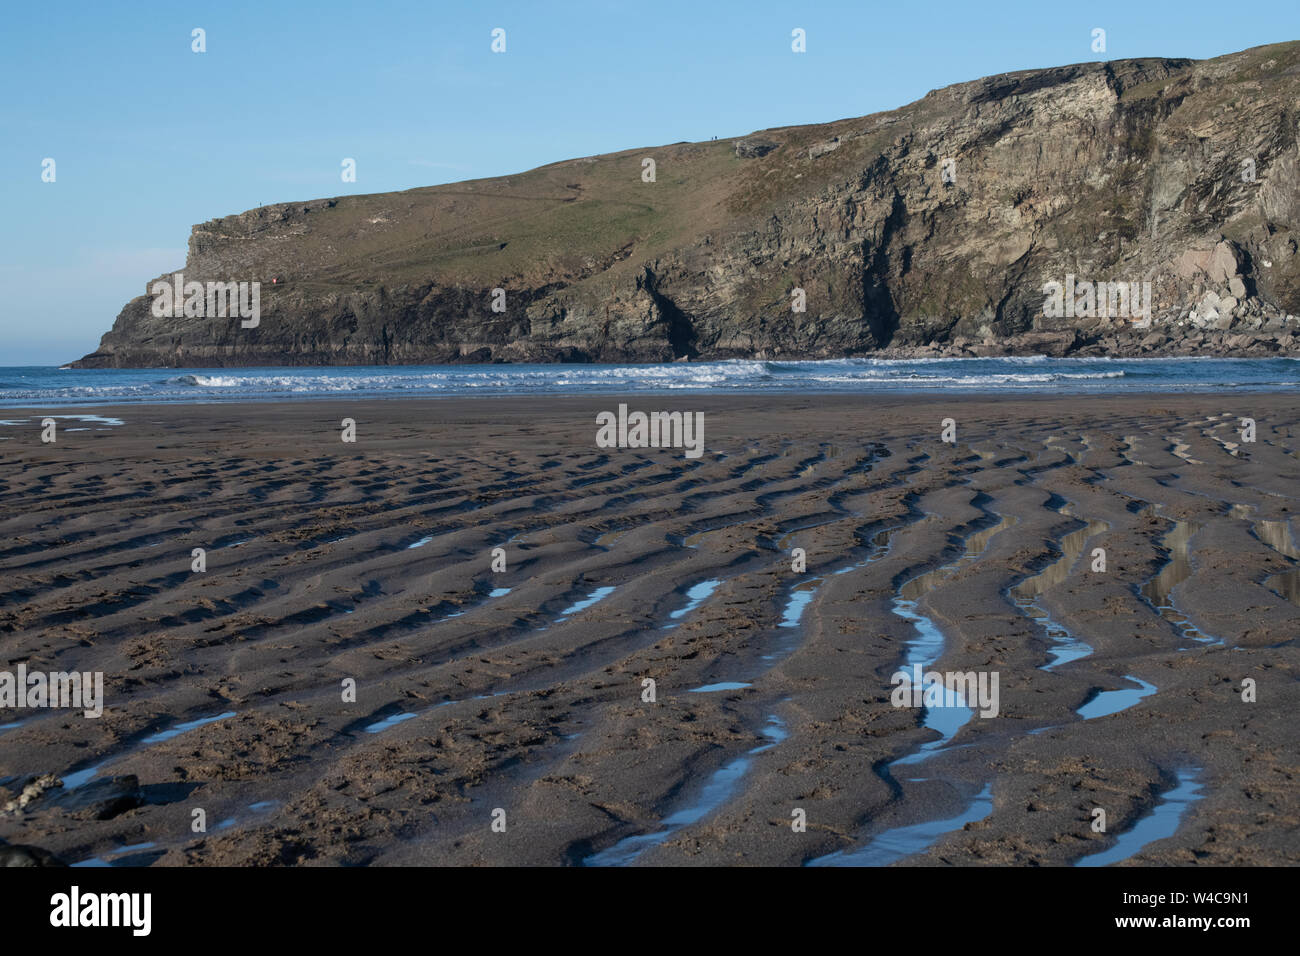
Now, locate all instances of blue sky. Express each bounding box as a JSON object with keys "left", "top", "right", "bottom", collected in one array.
[{"left": 3, "top": 0, "right": 1297, "bottom": 365}]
